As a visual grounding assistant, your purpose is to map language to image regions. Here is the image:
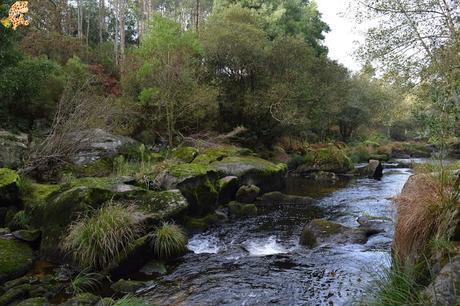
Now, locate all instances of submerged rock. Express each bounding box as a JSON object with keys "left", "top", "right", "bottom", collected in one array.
[
  {"left": 228, "top": 201, "right": 258, "bottom": 218},
  {"left": 257, "top": 191, "right": 315, "bottom": 207},
  {"left": 0, "top": 238, "right": 35, "bottom": 284},
  {"left": 299, "top": 219, "right": 368, "bottom": 248},
  {"left": 359, "top": 159, "right": 383, "bottom": 179},
  {"left": 357, "top": 216, "right": 389, "bottom": 236},
  {"left": 236, "top": 184, "right": 260, "bottom": 204}
]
